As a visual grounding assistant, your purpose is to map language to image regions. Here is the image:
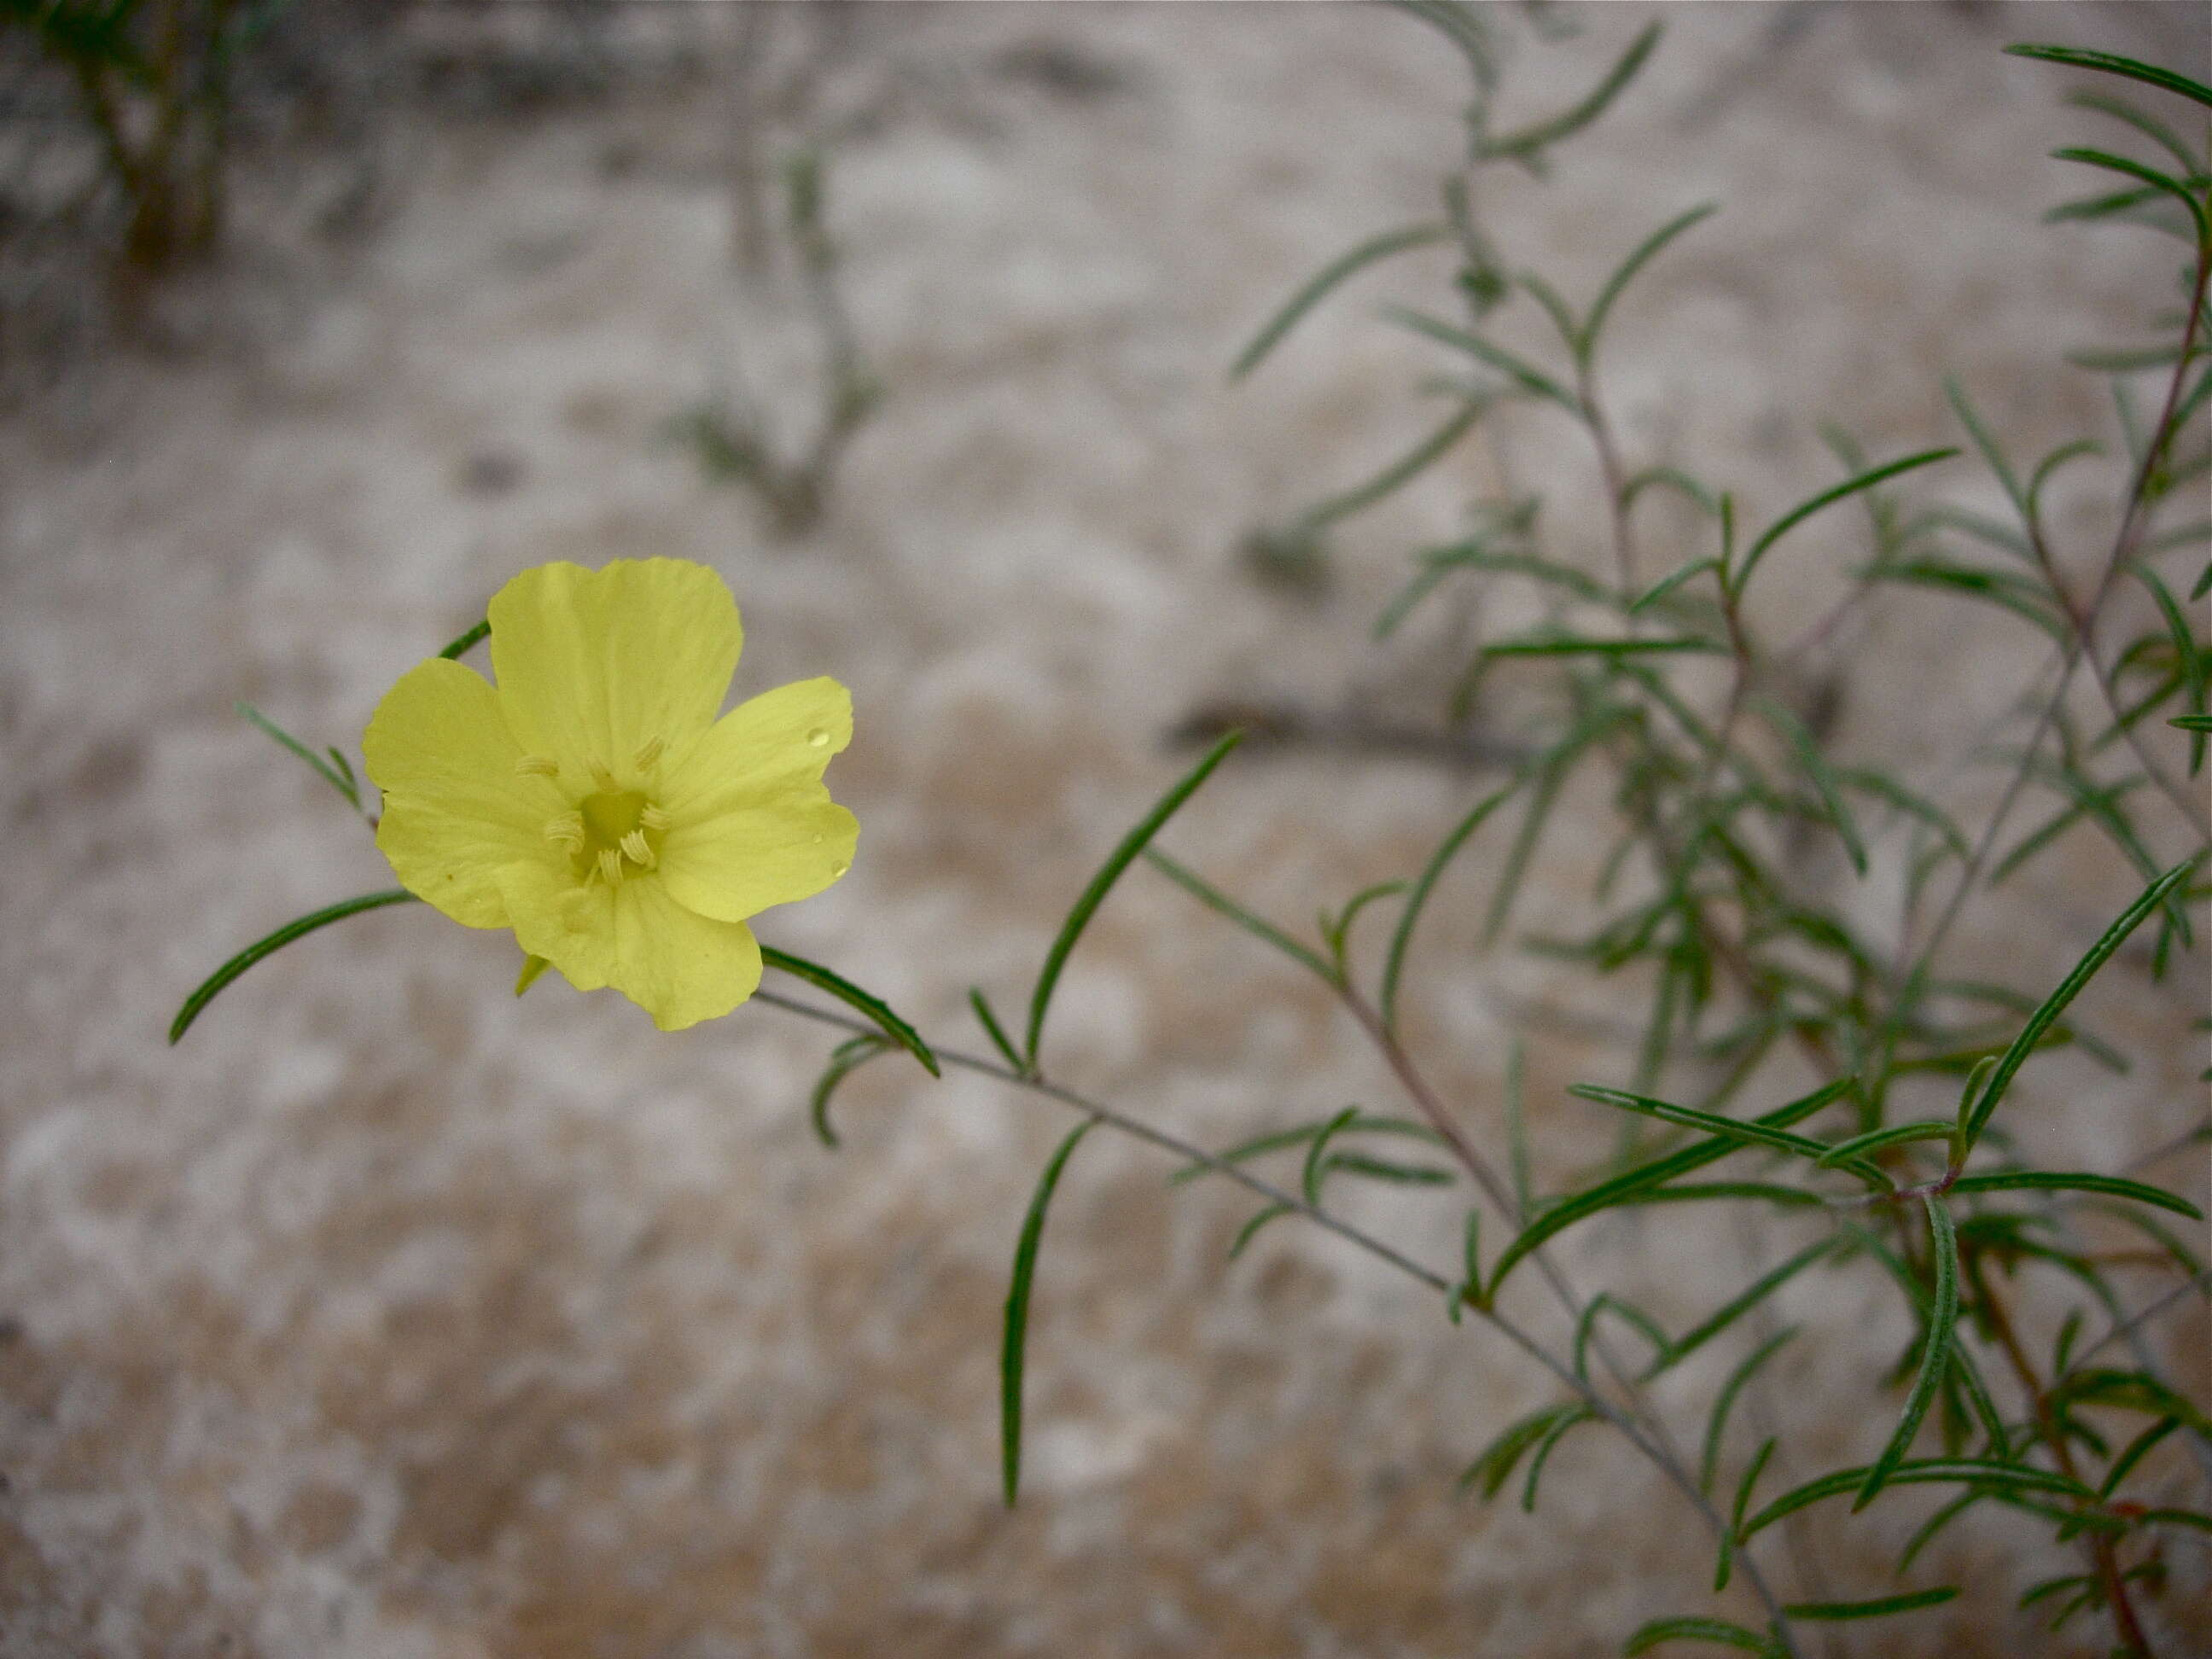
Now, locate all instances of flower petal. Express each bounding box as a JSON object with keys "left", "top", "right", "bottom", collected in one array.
[
  {"left": 498, "top": 866, "right": 763, "bottom": 1030},
  {"left": 488, "top": 560, "right": 742, "bottom": 774},
  {"left": 658, "top": 677, "right": 857, "bottom": 923},
  {"left": 364, "top": 658, "right": 561, "bottom": 927}
]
